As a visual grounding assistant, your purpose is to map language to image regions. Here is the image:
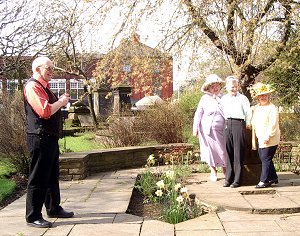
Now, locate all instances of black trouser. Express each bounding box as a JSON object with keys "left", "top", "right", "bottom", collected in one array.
[
  {"left": 26, "top": 134, "right": 62, "bottom": 222},
  {"left": 258, "top": 145, "right": 278, "bottom": 183},
  {"left": 224, "top": 119, "right": 246, "bottom": 185}
]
